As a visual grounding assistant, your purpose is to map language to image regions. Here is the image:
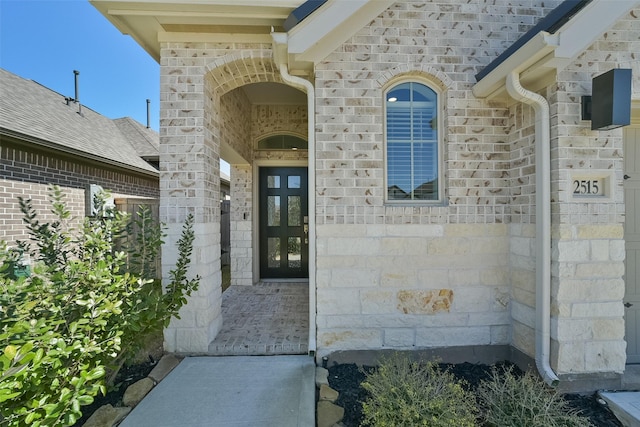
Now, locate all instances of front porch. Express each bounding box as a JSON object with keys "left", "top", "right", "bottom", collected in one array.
[{"left": 208, "top": 282, "right": 309, "bottom": 355}]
